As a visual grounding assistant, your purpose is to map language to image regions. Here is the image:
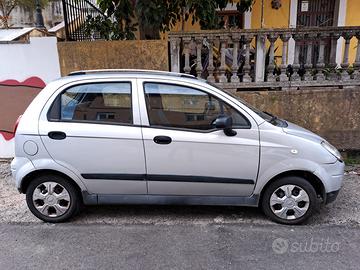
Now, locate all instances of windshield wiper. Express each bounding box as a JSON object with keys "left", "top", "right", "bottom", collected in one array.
[
  {"left": 263, "top": 111, "right": 278, "bottom": 123},
  {"left": 263, "top": 111, "right": 288, "bottom": 127}
]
